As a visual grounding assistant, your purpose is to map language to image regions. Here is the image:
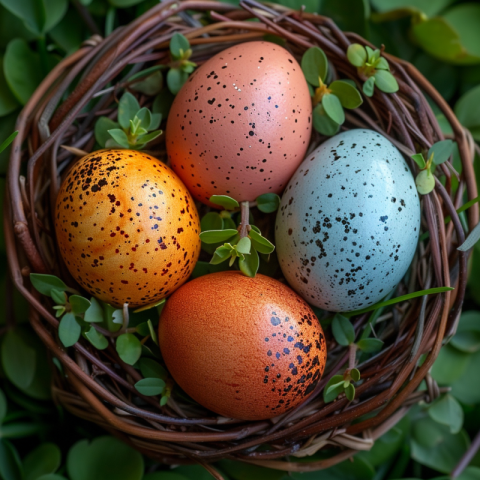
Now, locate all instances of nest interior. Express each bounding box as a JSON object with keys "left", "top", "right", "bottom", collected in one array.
[{"left": 5, "top": 0, "right": 479, "bottom": 476}]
